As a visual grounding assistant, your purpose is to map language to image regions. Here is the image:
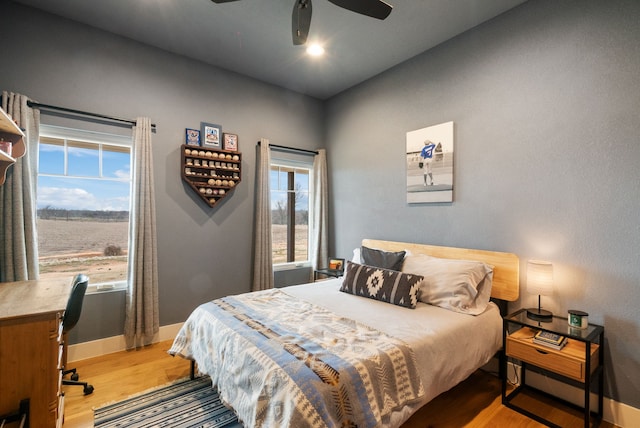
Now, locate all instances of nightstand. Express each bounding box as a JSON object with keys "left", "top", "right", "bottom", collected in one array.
[
  {"left": 502, "top": 308, "right": 604, "bottom": 428},
  {"left": 313, "top": 268, "right": 343, "bottom": 281}
]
